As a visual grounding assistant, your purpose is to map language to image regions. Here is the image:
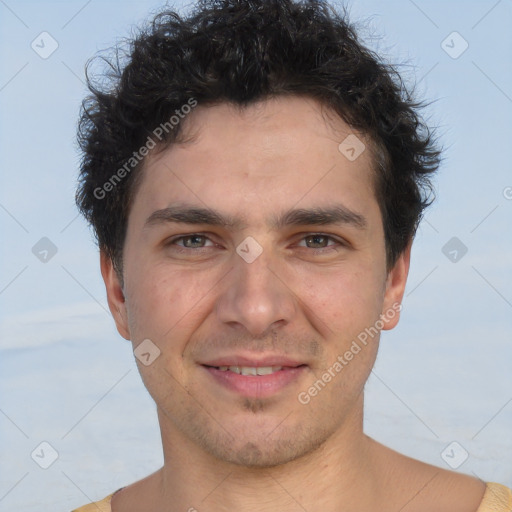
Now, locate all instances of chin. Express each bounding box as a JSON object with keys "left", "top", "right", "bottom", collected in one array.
[{"left": 203, "top": 426, "right": 331, "bottom": 469}]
